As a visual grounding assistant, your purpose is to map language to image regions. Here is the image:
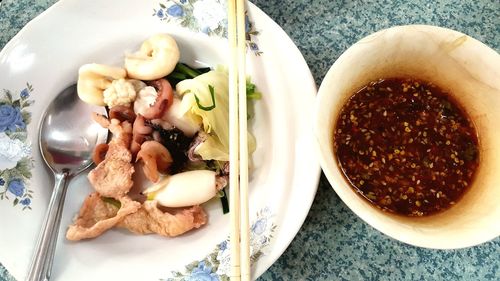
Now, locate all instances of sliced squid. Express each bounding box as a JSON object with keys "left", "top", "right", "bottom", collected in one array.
[
  {"left": 133, "top": 78, "right": 174, "bottom": 120},
  {"left": 77, "top": 63, "right": 126, "bottom": 106},
  {"left": 144, "top": 170, "right": 224, "bottom": 208},
  {"left": 161, "top": 97, "right": 201, "bottom": 137},
  {"left": 109, "top": 105, "right": 137, "bottom": 123},
  {"left": 131, "top": 114, "right": 153, "bottom": 155},
  {"left": 125, "top": 34, "right": 180, "bottom": 80},
  {"left": 136, "top": 141, "right": 173, "bottom": 183}
]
